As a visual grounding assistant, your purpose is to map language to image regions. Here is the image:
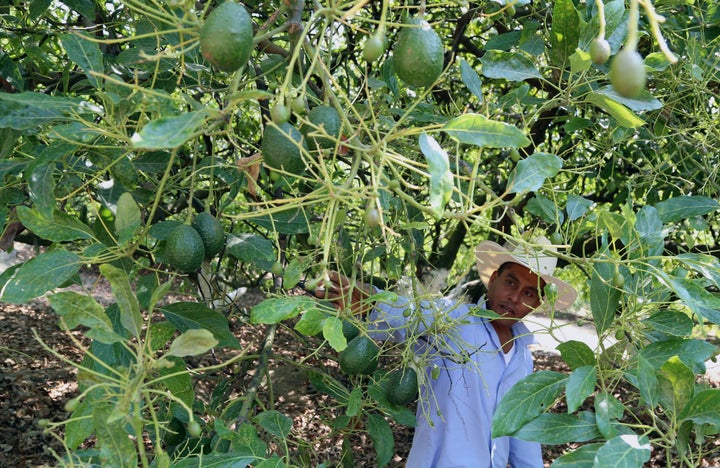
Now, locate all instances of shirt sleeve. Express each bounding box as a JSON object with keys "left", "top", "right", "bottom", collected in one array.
[{"left": 508, "top": 437, "right": 543, "bottom": 467}]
